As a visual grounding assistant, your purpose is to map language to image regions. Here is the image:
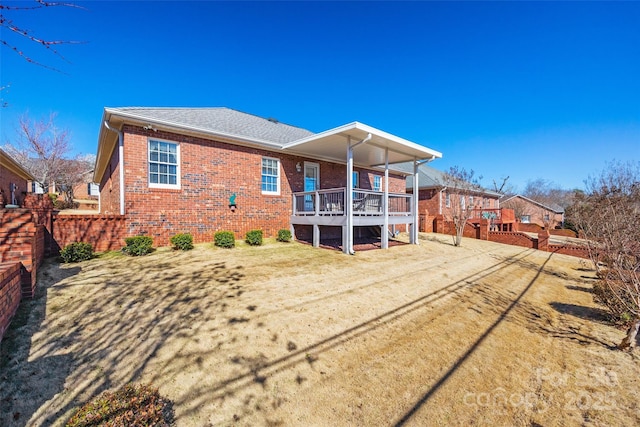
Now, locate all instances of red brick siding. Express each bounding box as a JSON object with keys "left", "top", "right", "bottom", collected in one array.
[
  {"left": 99, "top": 145, "right": 122, "bottom": 215},
  {"left": 53, "top": 215, "right": 126, "bottom": 253},
  {"left": 0, "top": 262, "right": 21, "bottom": 343},
  {"left": 105, "top": 125, "right": 406, "bottom": 246},
  {"left": 414, "top": 189, "right": 441, "bottom": 217},
  {"left": 0, "top": 165, "right": 29, "bottom": 207}
]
